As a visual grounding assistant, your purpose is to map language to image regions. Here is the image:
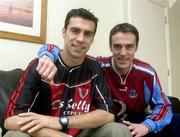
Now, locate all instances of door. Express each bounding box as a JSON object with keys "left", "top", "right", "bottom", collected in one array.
[{"left": 129, "top": 0, "right": 170, "bottom": 95}]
